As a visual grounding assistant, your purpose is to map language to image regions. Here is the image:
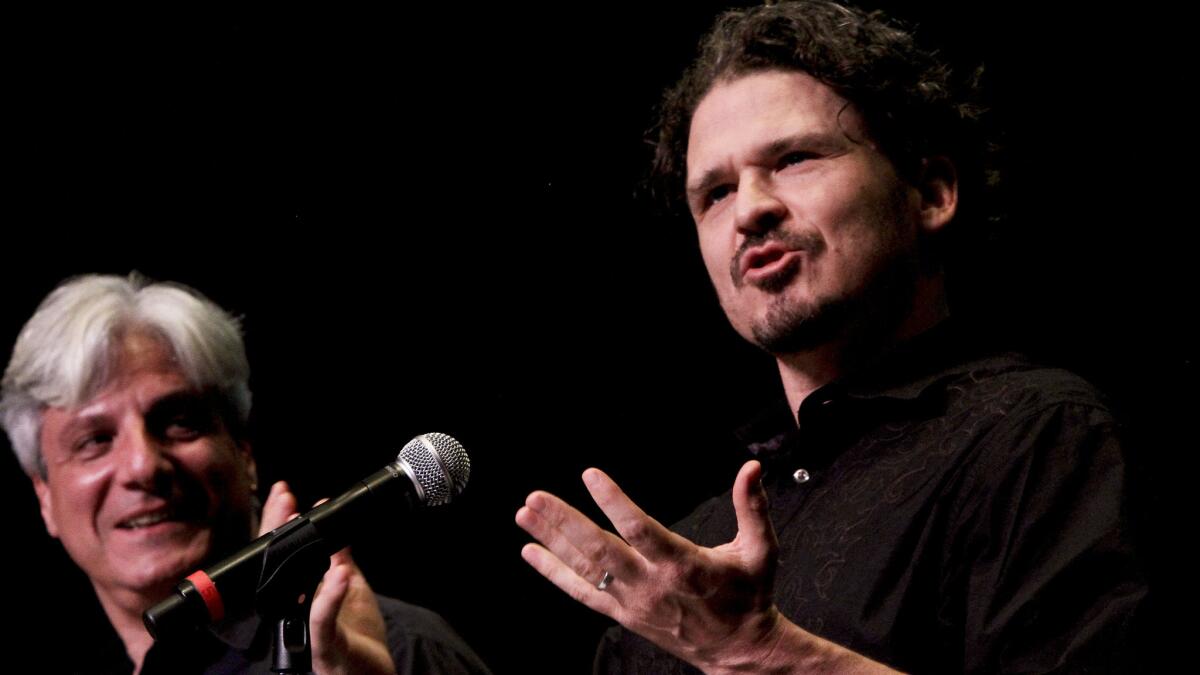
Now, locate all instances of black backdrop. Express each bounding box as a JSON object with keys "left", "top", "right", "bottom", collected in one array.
[{"left": 1, "top": 3, "right": 1190, "bottom": 672}]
